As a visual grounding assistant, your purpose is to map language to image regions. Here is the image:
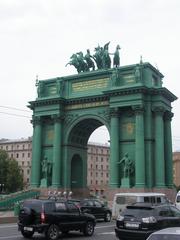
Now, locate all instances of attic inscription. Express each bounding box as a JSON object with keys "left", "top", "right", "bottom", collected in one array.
[
  {"left": 65, "top": 100, "right": 109, "bottom": 110},
  {"left": 72, "top": 78, "right": 109, "bottom": 92}
]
